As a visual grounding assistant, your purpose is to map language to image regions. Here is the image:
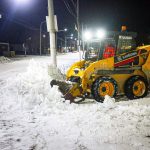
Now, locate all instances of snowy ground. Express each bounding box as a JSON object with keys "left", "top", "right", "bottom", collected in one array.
[{"left": 0, "top": 53, "right": 150, "bottom": 150}]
